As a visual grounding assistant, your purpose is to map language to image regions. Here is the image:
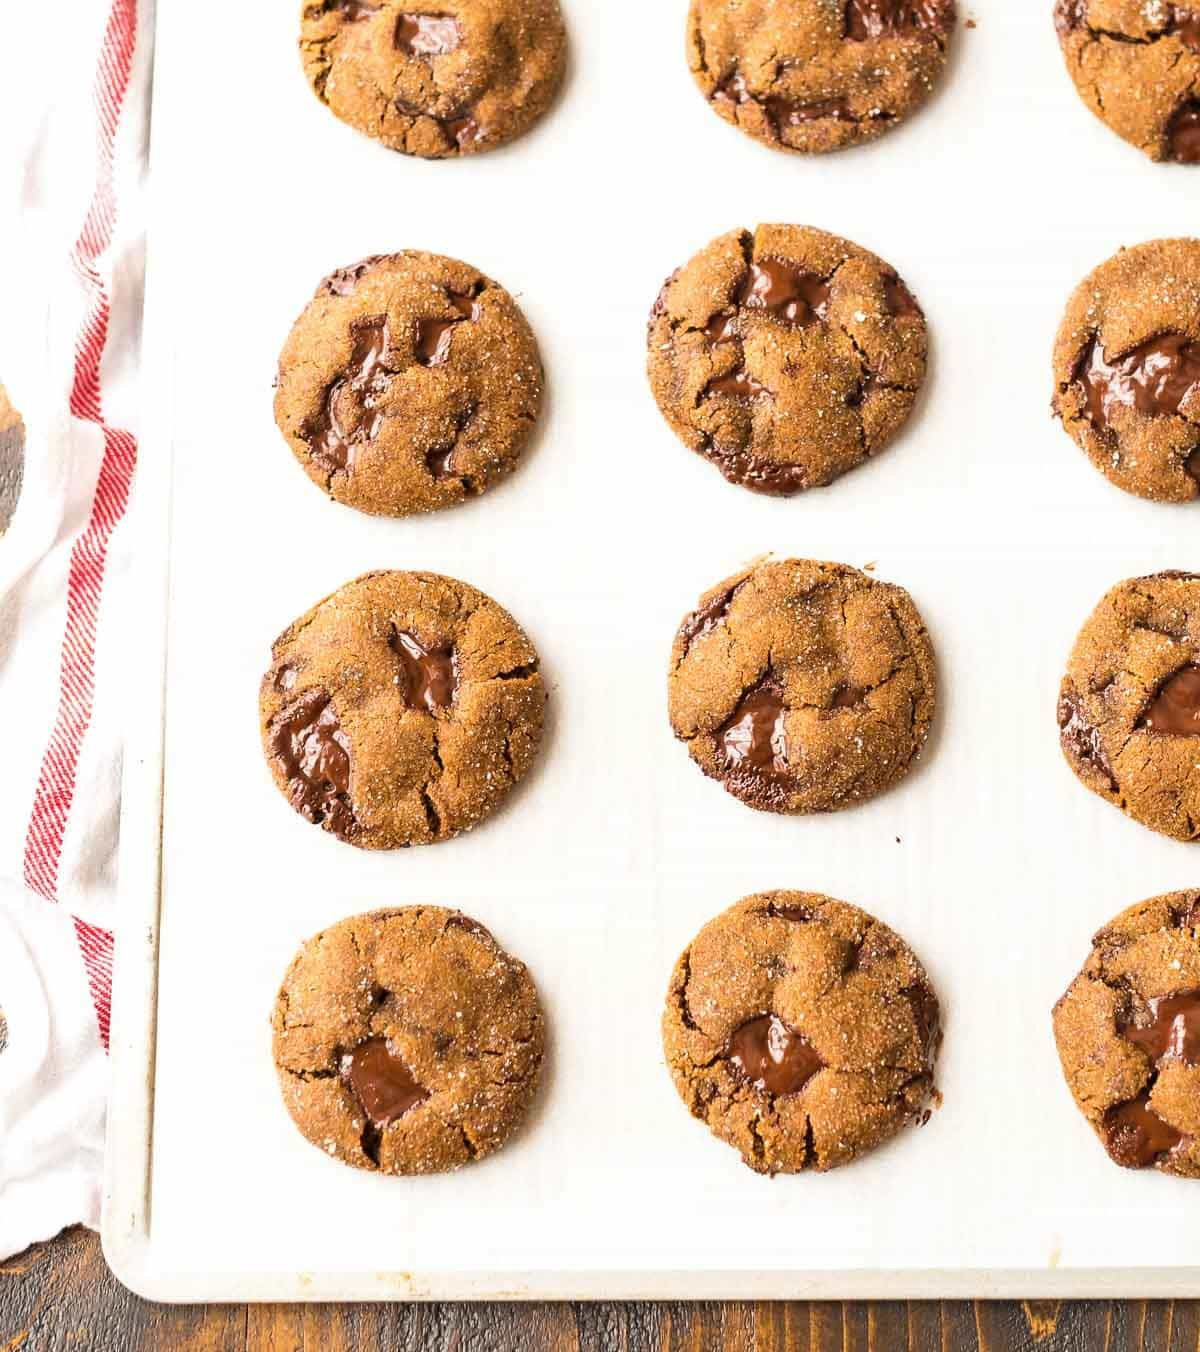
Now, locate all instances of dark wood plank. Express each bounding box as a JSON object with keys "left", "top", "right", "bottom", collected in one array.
[{"left": 4, "top": 1228, "right": 1200, "bottom": 1352}]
